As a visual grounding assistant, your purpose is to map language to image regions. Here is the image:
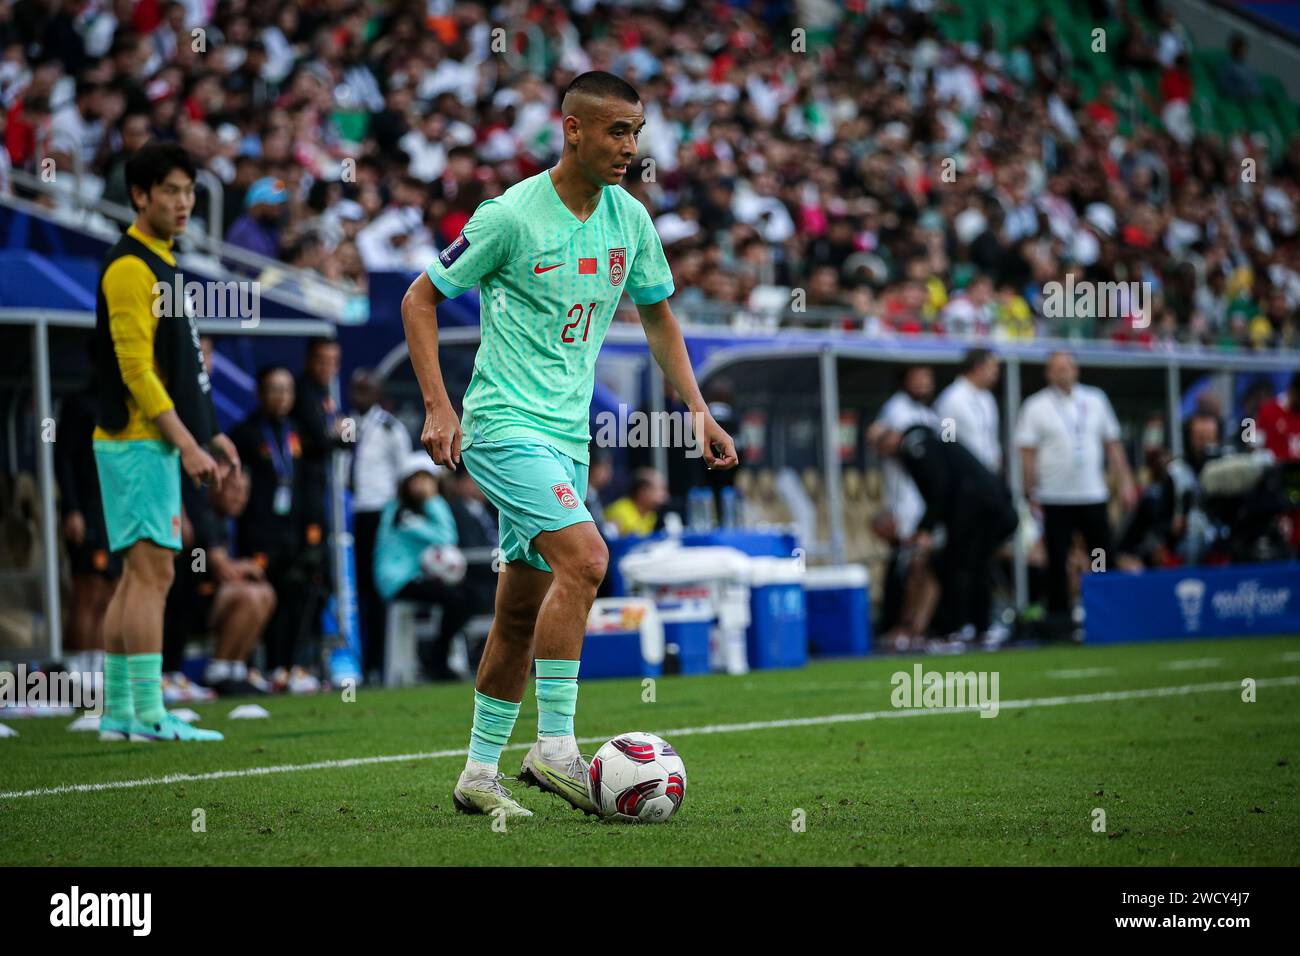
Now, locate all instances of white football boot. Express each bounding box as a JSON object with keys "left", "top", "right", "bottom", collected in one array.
[
  {"left": 452, "top": 768, "right": 533, "bottom": 818},
  {"left": 518, "top": 740, "right": 598, "bottom": 815}
]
